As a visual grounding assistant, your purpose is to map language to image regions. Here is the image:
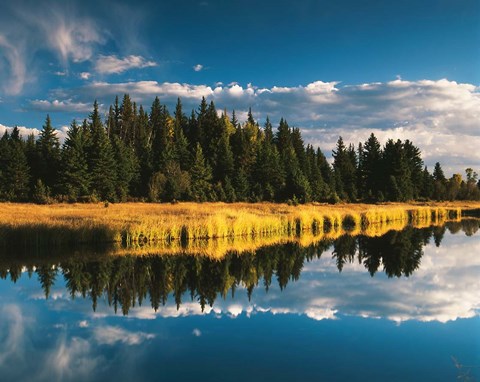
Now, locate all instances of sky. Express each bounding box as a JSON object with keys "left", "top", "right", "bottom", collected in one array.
[{"left": 0, "top": 0, "right": 479, "bottom": 174}]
